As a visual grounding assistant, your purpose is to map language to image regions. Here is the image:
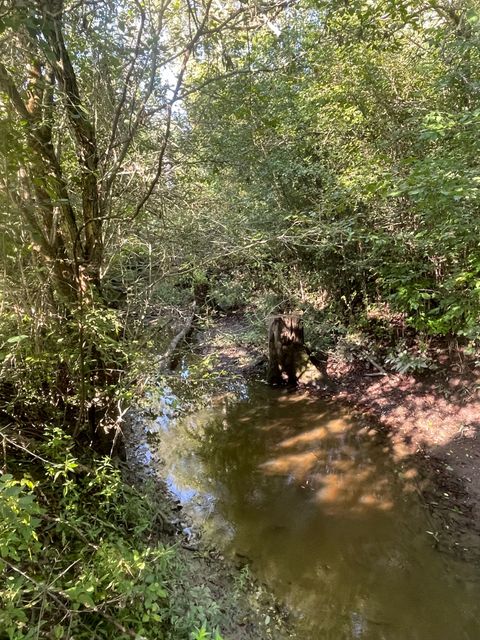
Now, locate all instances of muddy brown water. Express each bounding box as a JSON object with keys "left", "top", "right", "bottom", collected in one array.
[{"left": 154, "top": 384, "right": 480, "bottom": 639}]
